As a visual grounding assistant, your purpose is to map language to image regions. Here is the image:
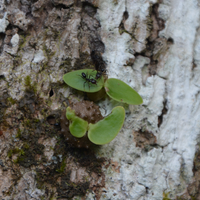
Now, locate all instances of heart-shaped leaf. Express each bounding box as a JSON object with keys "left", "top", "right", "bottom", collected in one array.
[{"left": 88, "top": 106, "right": 125, "bottom": 145}]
